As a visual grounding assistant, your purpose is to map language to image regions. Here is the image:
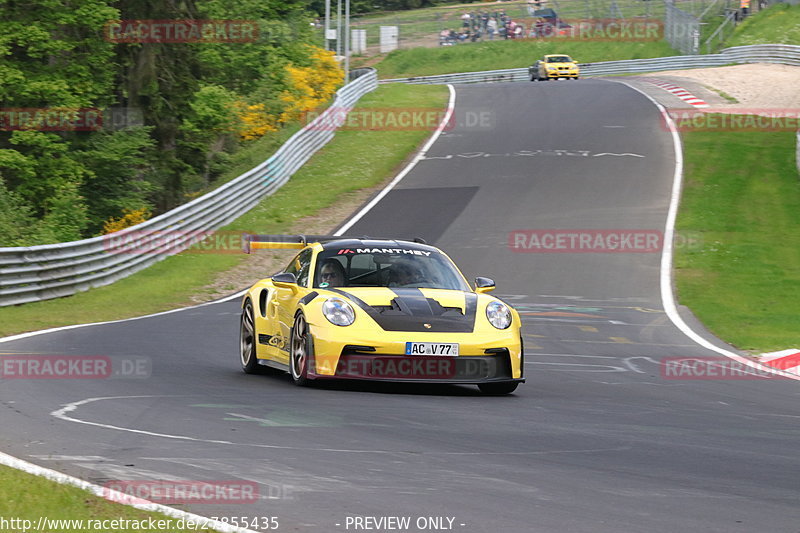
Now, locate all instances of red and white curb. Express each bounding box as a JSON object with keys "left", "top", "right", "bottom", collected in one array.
[
  {"left": 648, "top": 80, "right": 710, "bottom": 108},
  {"left": 759, "top": 349, "right": 800, "bottom": 376}
]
